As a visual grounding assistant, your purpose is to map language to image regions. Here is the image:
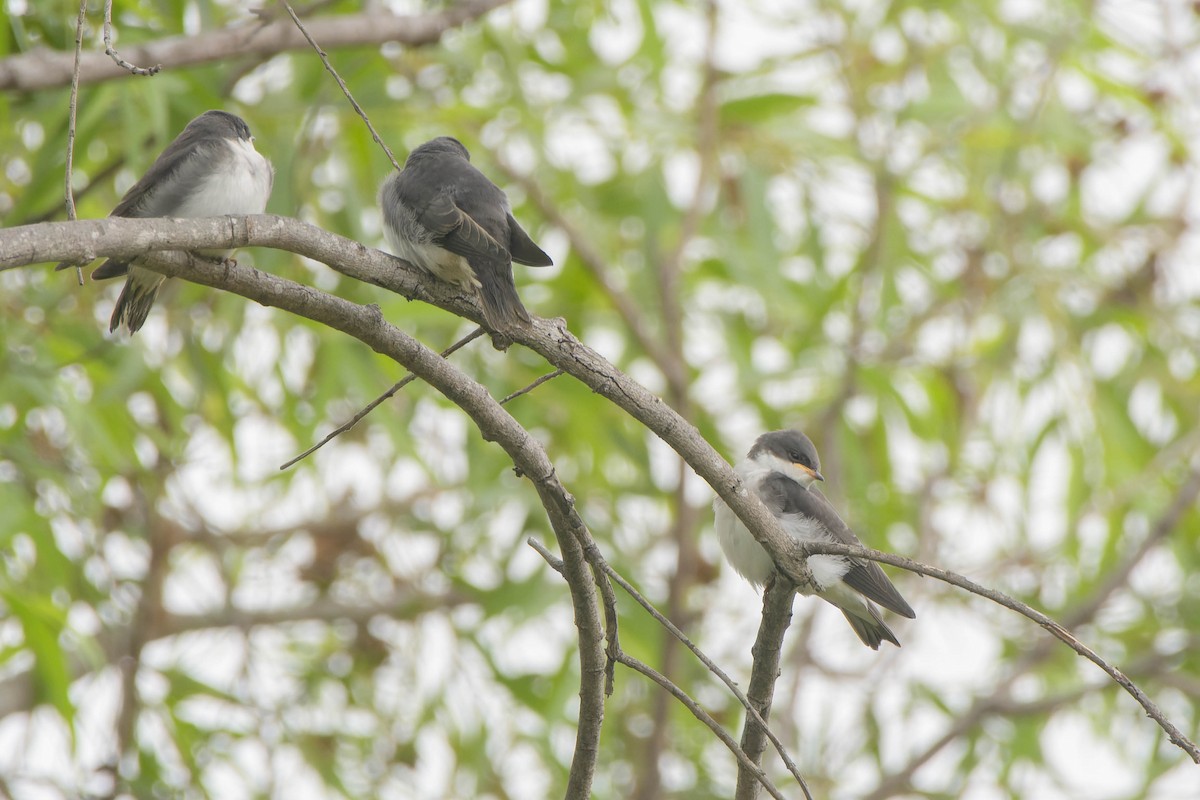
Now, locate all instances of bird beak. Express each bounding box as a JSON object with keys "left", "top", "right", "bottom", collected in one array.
[{"left": 800, "top": 464, "right": 825, "bottom": 482}]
